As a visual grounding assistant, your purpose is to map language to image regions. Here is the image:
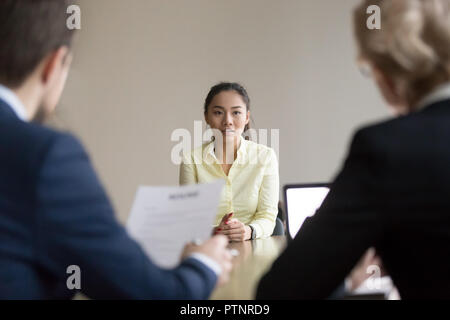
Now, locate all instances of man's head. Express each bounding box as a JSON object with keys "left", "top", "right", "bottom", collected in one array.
[{"left": 0, "top": 0, "right": 76, "bottom": 122}]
